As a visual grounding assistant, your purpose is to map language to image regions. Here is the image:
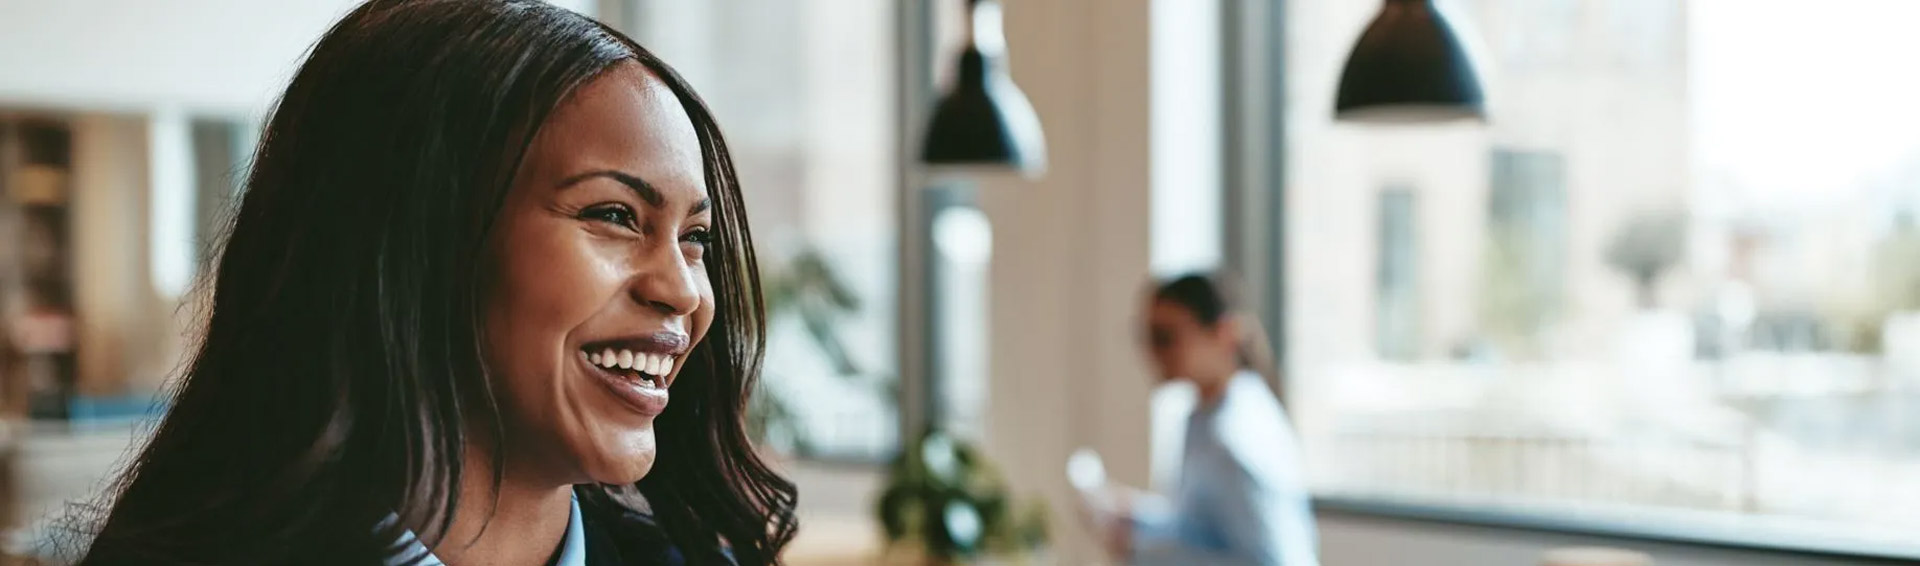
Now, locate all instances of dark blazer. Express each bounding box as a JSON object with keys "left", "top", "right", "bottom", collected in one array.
[{"left": 576, "top": 488, "right": 737, "bottom": 566}]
